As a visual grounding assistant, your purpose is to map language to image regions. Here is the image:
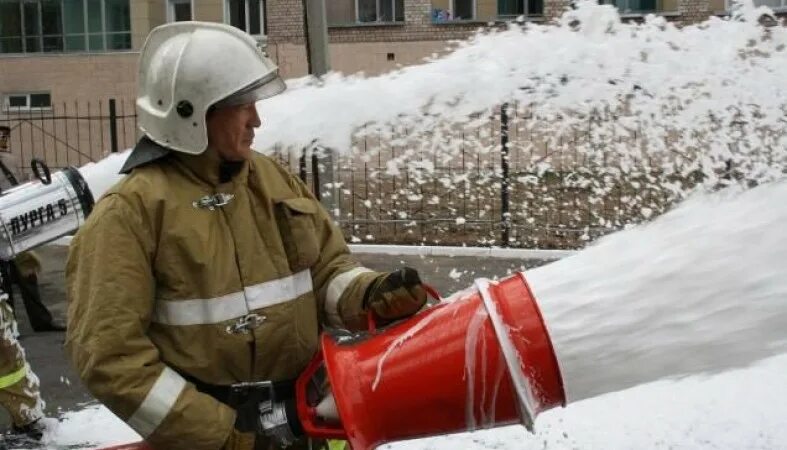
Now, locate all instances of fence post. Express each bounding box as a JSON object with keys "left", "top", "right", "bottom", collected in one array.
[
  {"left": 500, "top": 103, "right": 511, "bottom": 247},
  {"left": 311, "top": 151, "right": 321, "bottom": 200},
  {"left": 109, "top": 99, "right": 118, "bottom": 153},
  {"left": 299, "top": 150, "right": 308, "bottom": 183}
]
